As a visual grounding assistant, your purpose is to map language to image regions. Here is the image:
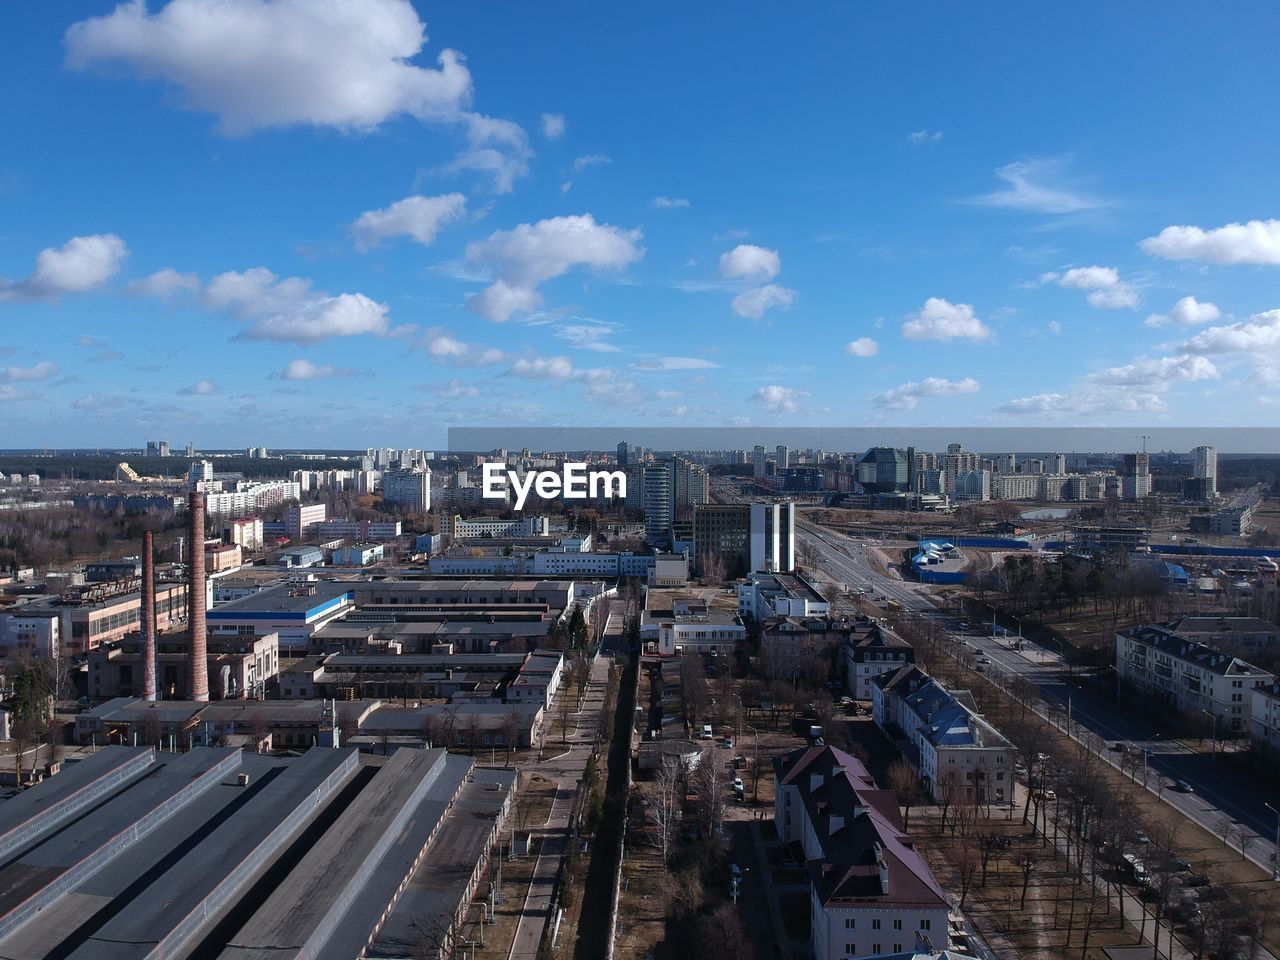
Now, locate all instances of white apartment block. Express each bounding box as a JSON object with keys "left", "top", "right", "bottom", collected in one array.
[
  {"left": 1116, "top": 624, "right": 1274, "bottom": 732},
  {"left": 774, "top": 745, "right": 950, "bottom": 960},
  {"left": 873, "top": 666, "right": 1012, "bottom": 804},
  {"left": 1250, "top": 683, "right": 1280, "bottom": 759},
  {"left": 449, "top": 515, "right": 551, "bottom": 538},
  {"left": 382, "top": 466, "right": 431, "bottom": 511},
  {"left": 284, "top": 502, "right": 327, "bottom": 541}
]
